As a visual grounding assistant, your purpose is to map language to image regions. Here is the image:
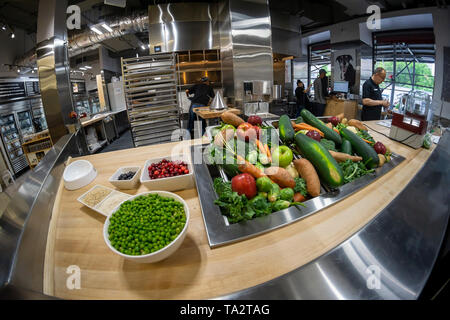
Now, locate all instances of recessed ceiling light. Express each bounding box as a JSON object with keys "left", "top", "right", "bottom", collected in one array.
[
  {"left": 101, "top": 23, "right": 113, "bottom": 32},
  {"left": 11, "top": 33, "right": 15, "bottom": 39},
  {"left": 1, "top": 26, "right": 6, "bottom": 31},
  {"left": 90, "top": 26, "right": 103, "bottom": 35}
]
